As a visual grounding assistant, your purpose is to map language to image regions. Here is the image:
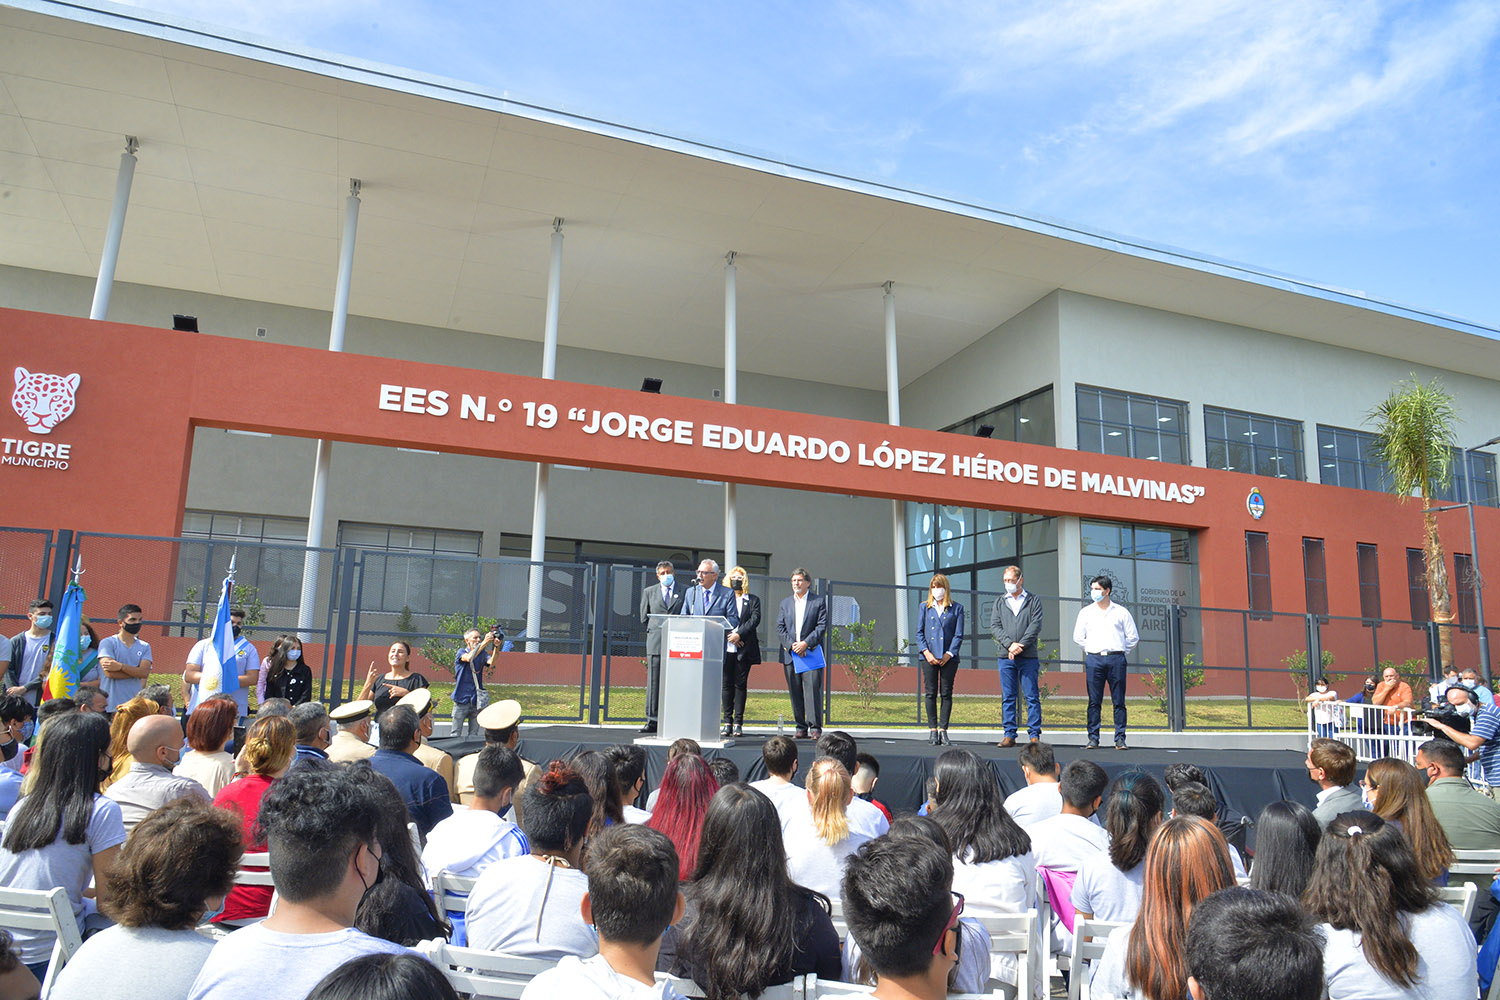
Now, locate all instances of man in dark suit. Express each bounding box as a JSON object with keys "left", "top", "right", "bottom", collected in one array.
[
  {"left": 638, "top": 560, "right": 684, "bottom": 734},
  {"left": 776, "top": 567, "right": 829, "bottom": 739},
  {"left": 990, "top": 564, "right": 1045, "bottom": 747},
  {"left": 679, "top": 558, "right": 740, "bottom": 625}
]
